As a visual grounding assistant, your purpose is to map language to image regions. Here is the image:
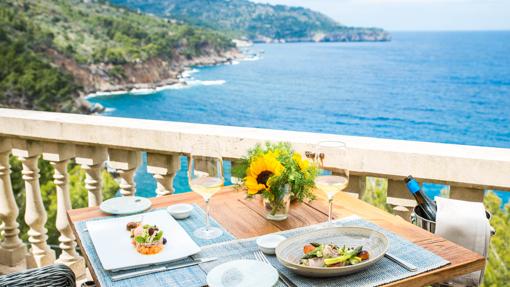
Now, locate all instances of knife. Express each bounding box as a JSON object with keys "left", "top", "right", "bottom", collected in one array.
[
  {"left": 111, "top": 257, "right": 217, "bottom": 281},
  {"left": 385, "top": 252, "right": 417, "bottom": 272}
]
